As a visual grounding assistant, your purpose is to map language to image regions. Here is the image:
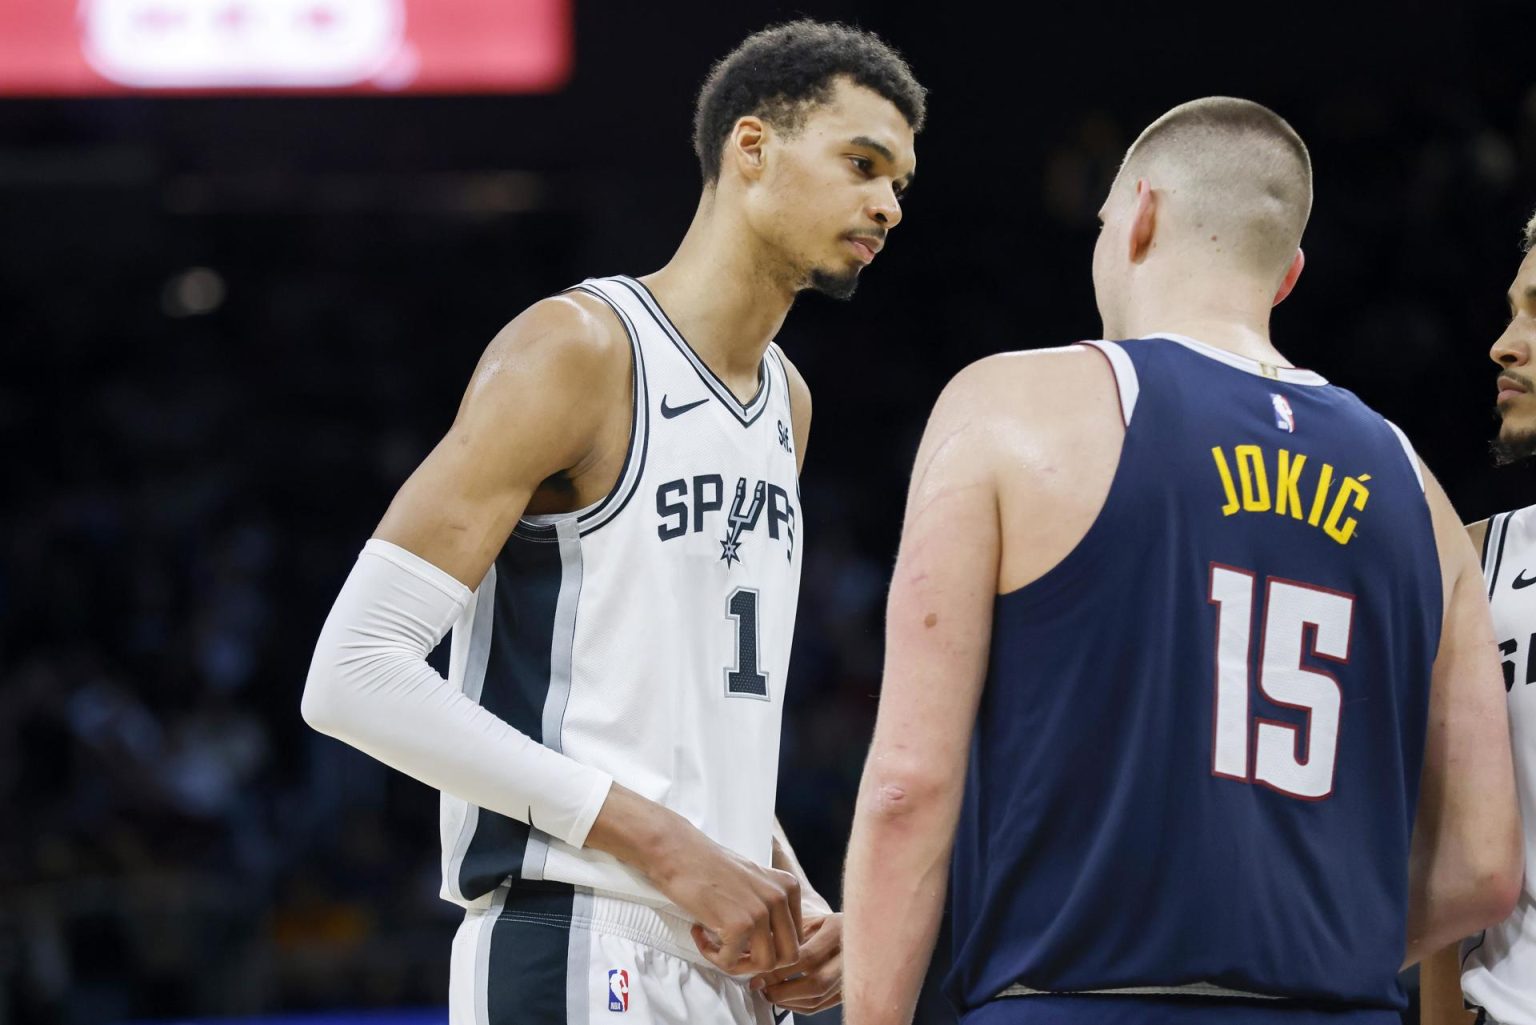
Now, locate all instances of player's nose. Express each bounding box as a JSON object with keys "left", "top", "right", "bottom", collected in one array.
[
  {"left": 1491, "top": 321, "right": 1530, "bottom": 368},
  {"left": 867, "top": 184, "right": 902, "bottom": 230}
]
